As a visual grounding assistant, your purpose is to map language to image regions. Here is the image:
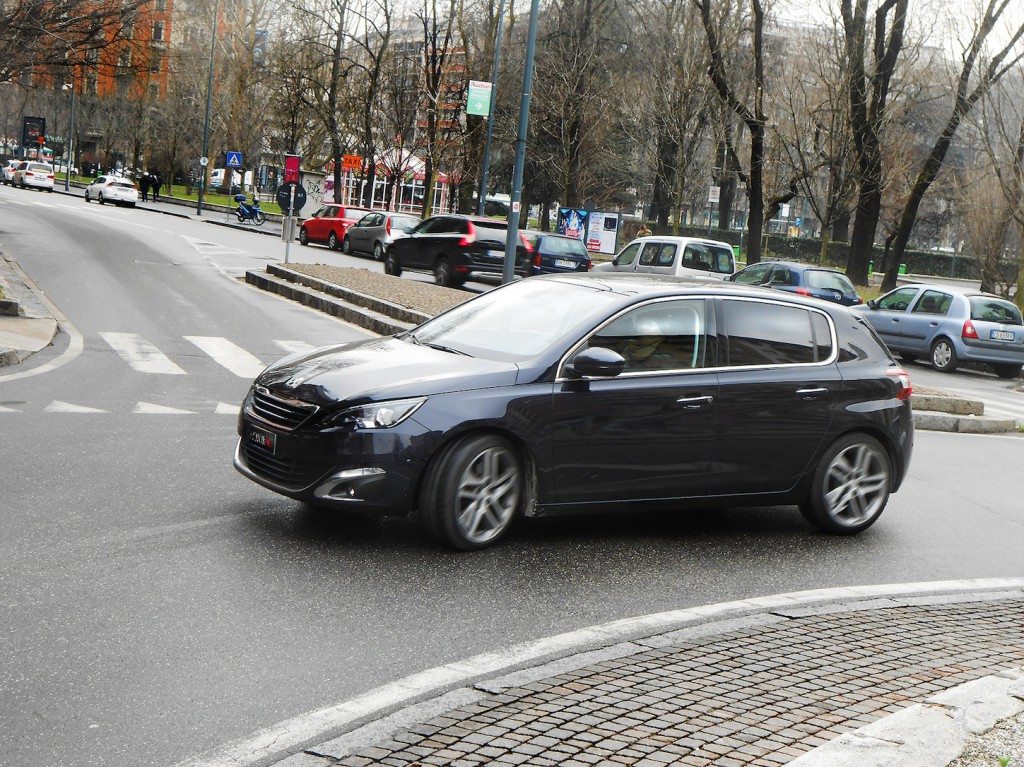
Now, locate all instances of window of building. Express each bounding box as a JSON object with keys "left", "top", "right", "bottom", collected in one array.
[{"left": 152, "top": 21, "right": 164, "bottom": 42}]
